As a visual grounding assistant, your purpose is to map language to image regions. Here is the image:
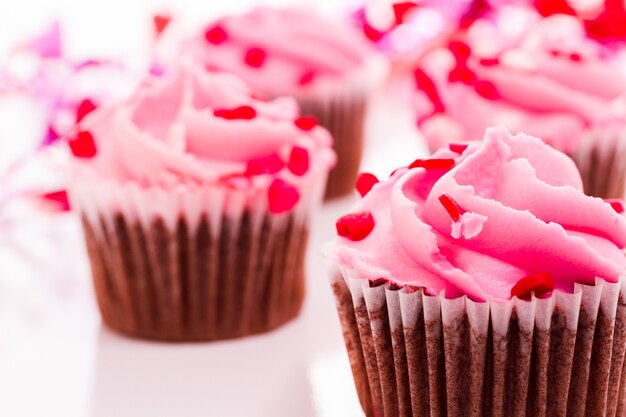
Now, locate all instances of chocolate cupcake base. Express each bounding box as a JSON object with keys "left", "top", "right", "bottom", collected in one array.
[
  {"left": 82, "top": 211, "right": 308, "bottom": 342},
  {"left": 572, "top": 128, "right": 626, "bottom": 199},
  {"left": 298, "top": 94, "right": 368, "bottom": 200},
  {"left": 331, "top": 272, "right": 626, "bottom": 417}
]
